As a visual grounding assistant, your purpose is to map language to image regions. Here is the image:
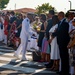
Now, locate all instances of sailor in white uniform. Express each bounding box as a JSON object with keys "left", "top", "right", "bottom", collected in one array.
[{"left": 14, "top": 13, "right": 36, "bottom": 61}]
